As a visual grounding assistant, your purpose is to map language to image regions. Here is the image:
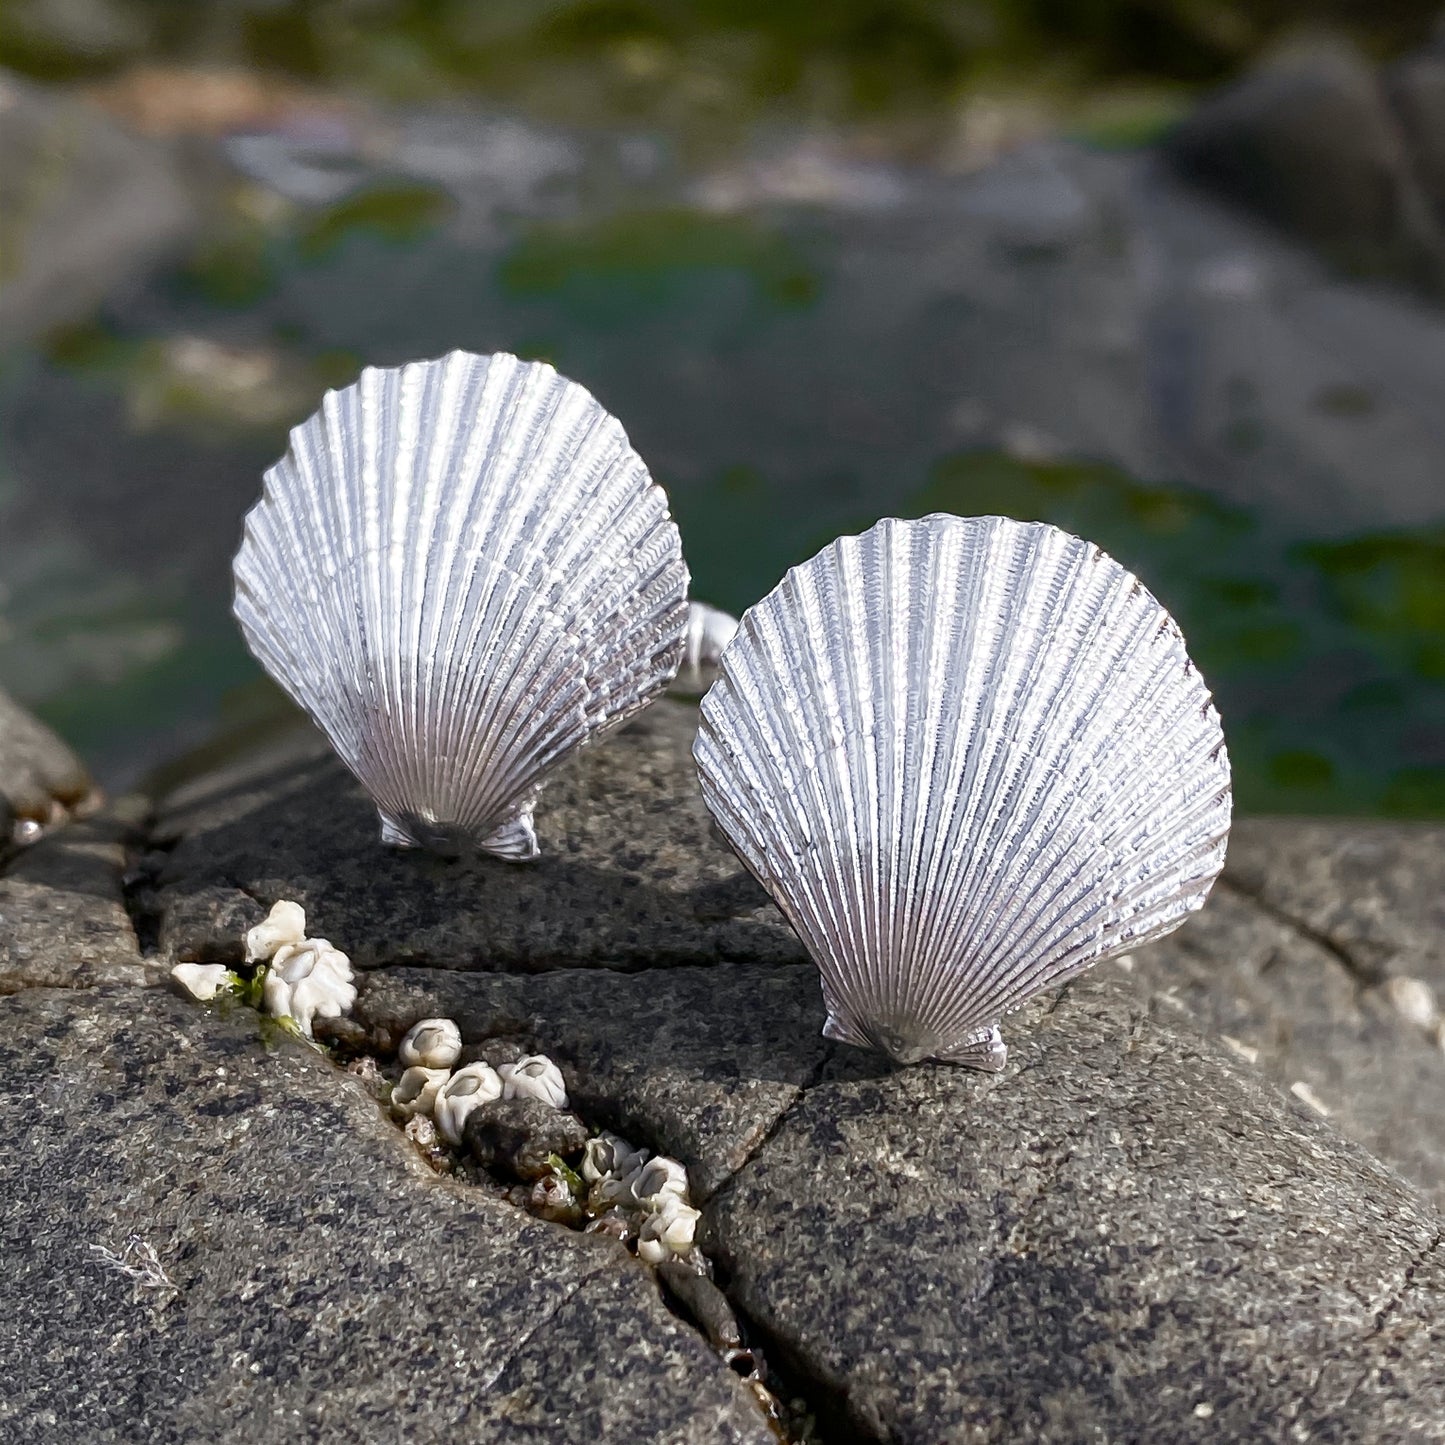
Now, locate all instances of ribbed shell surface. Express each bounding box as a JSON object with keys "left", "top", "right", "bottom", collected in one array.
[
  {"left": 234, "top": 350, "right": 689, "bottom": 856},
  {"left": 694, "top": 514, "right": 1231, "bottom": 1067}
]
